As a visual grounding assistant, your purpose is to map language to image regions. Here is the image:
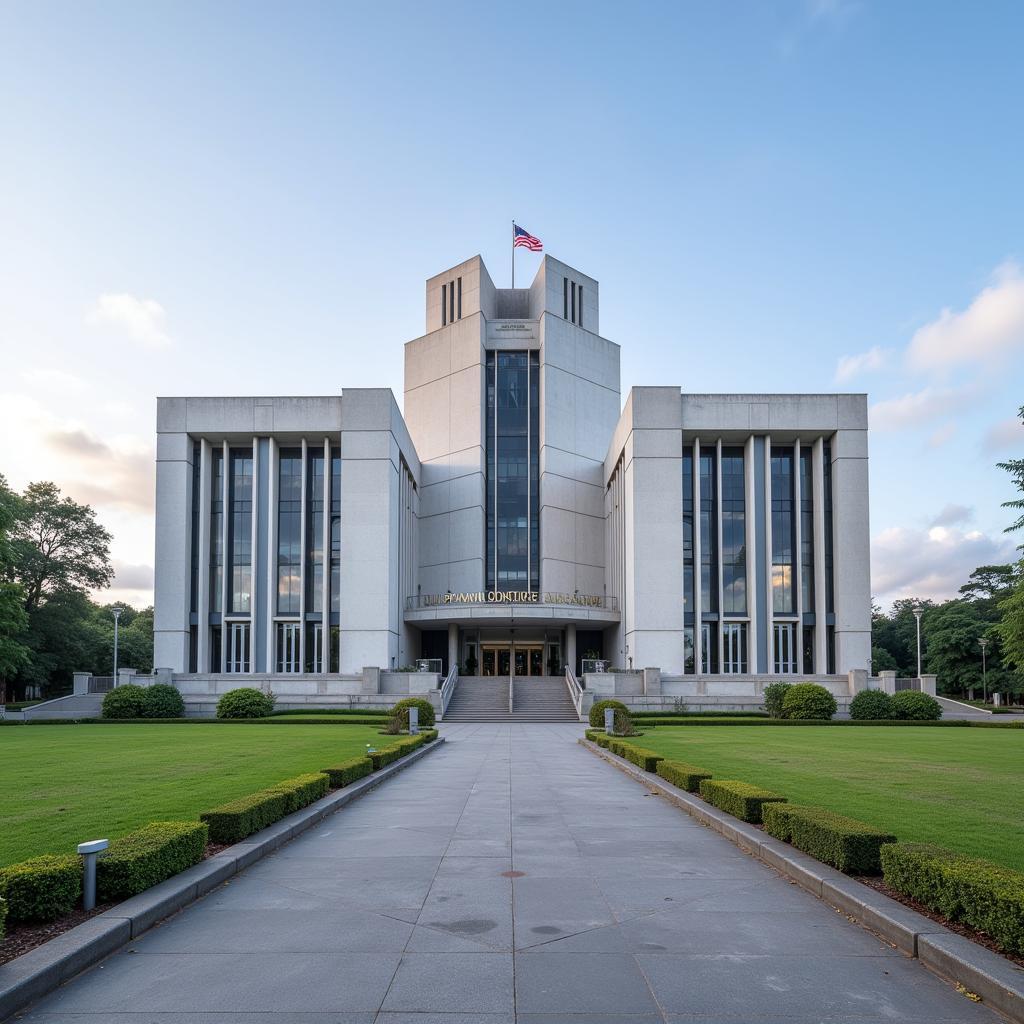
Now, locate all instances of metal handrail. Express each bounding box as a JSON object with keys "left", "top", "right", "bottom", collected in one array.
[
  {"left": 565, "top": 666, "right": 584, "bottom": 720},
  {"left": 508, "top": 674, "right": 514, "bottom": 713},
  {"left": 439, "top": 665, "right": 458, "bottom": 716}
]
